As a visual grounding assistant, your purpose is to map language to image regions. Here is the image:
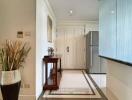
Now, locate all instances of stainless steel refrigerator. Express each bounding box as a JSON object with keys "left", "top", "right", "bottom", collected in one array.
[{"left": 86, "top": 31, "right": 106, "bottom": 73}]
